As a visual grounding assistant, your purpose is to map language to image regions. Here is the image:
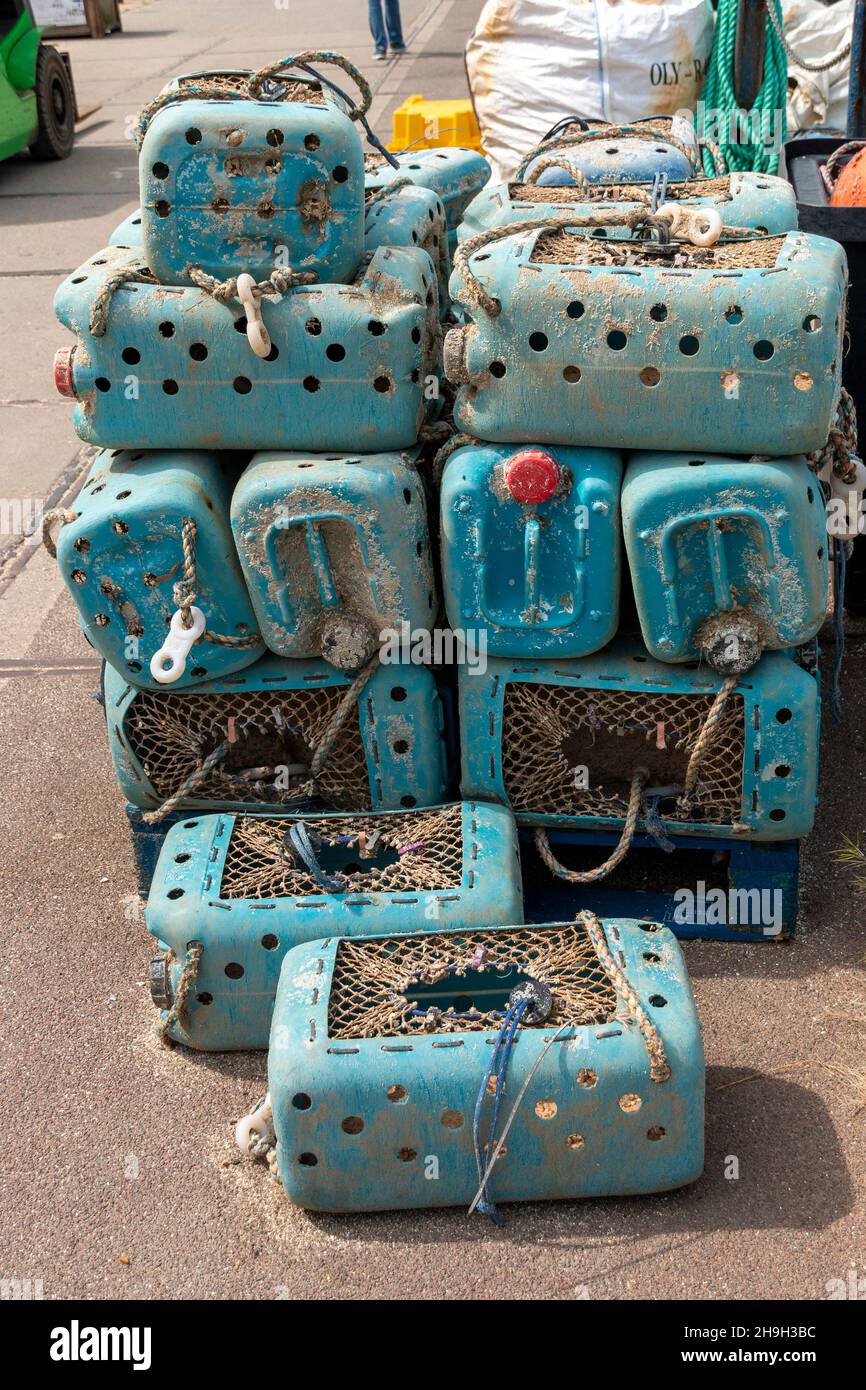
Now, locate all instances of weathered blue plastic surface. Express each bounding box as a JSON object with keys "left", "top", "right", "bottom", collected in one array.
[
  {"left": 126, "top": 802, "right": 186, "bottom": 899},
  {"left": 521, "top": 117, "right": 698, "bottom": 186},
  {"left": 139, "top": 75, "right": 365, "bottom": 284},
  {"left": 103, "top": 653, "right": 449, "bottom": 813},
  {"left": 365, "top": 147, "right": 491, "bottom": 252},
  {"left": 459, "top": 172, "right": 799, "bottom": 242},
  {"left": 55, "top": 449, "right": 262, "bottom": 690},
  {"left": 440, "top": 442, "right": 622, "bottom": 658},
  {"left": 459, "top": 638, "right": 820, "bottom": 840},
  {"left": 269, "top": 919, "right": 705, "bottom": 1211},
  {"left": 622, "top": 453, "right": 829, "bottom": 662},
  {"left": 231, "top": 449, "right": 437, "bottom": 661},
  {"left": 522, "top": 829, "right": 801, "bottom": 941},
  {"left": 446, "top": 229, "right": 847, "bottom": 455},
  {"left": 54, "top": 243, "right": 439, "bottom": 451},
  {"left": 109, "top": 209, "right": 144, "bottom": 248},
  {"left": 366, "top": 183, "right": 451, "bottom": 316},
  {"left": 147, "top": 801, "right": 523, "bottom": 1050}
]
